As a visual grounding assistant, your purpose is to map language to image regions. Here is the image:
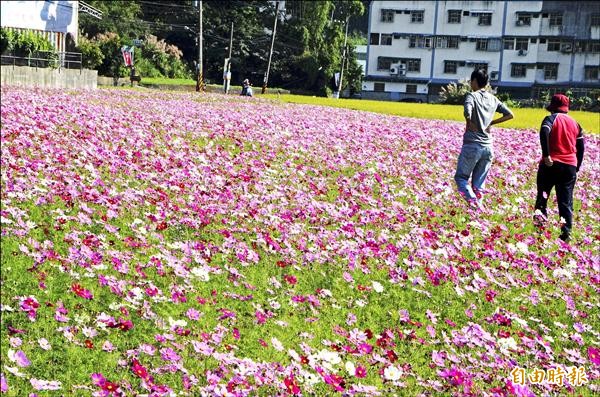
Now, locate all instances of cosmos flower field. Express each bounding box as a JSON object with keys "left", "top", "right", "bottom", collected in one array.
[{"left": 0, "top": 87, "right": 599, "bottom": 396}]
